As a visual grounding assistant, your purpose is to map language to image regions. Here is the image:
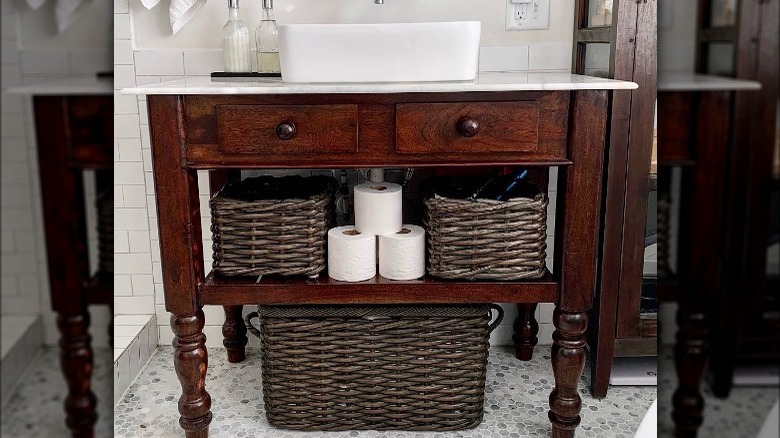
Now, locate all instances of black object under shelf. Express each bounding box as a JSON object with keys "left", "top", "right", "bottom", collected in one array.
[
  {"left": 640, "top": 277, "right": 657, "bottom": 314},
  {"left": 211, "top": 72, "right": 282, "bottom": 78}
]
